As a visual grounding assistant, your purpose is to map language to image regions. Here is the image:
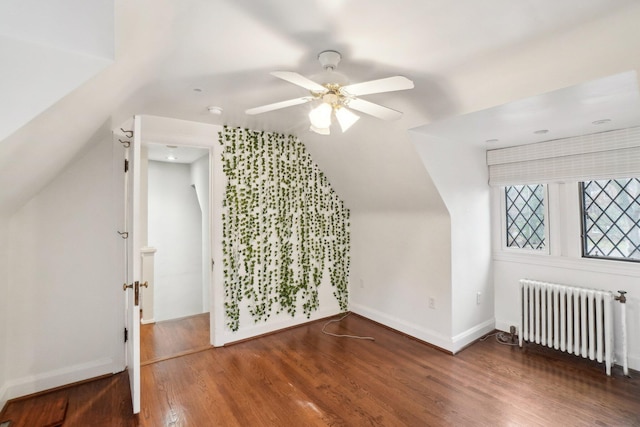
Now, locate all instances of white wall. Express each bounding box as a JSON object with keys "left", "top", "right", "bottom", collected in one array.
[
  {"left": 349, "top": 210, "right": 453, "bottom": 350},
  {"left": 410, "top": 131, "right": 495, "bottom": 351},
  {"left": 190, "top": 155, "right": 210, "bottom": 313},
  {"left": 2, "top": 135, "right": 123, "bottom": 403},
  {"left": 492, "top": 182, "right": 640, "bottom": 370},
  {"left": 0, "top": 217, "right": 9, "bottom": 407},
  {"left": 148, "top": 160, "right": 203, "bottom": 321}
]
